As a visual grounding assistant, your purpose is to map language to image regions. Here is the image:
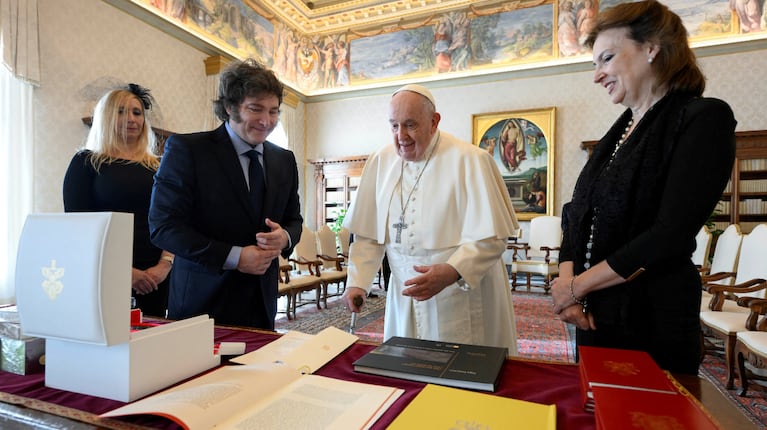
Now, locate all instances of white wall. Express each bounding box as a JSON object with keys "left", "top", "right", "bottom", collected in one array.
[{"left": 303, "top": 48, "right": 767, "bottom": 230}]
